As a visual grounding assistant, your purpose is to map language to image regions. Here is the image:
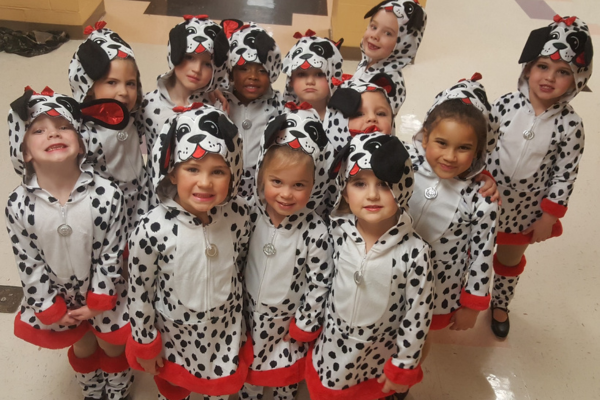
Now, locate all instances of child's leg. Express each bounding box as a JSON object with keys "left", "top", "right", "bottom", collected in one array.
[
  {"left": 69, "top": 331, "right": 104, "bottom": 400},
  {"left": 492, "top": 244, "right": 529, "bottom": 318},
  {"left": 272, "top": 383, "right": 299, "bottom": 400},
  {"left": 97, "top": 338, "right": 133, "bottom": 400},
  {"left": 239, "top": 383, "right": 264, "bottom": 399}
]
